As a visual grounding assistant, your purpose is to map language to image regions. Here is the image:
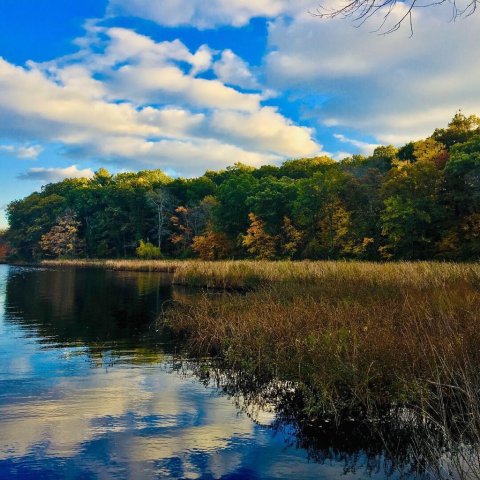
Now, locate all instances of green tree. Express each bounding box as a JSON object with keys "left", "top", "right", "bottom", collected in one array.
[
  {"left": 432, "top": 112, "right": 480, "bottom": 149},
  {"left": 214, "top": 172, "right": 258, "bottom": 239},
  {"left": 380, "top": 161, "right": 445, "bottom": 259}
]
